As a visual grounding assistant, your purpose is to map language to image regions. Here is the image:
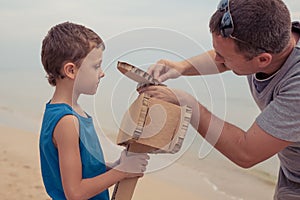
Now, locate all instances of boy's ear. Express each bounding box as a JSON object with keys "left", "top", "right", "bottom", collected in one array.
[{"left": 63, "top": 62, "right": 78, "bottom": 80}]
